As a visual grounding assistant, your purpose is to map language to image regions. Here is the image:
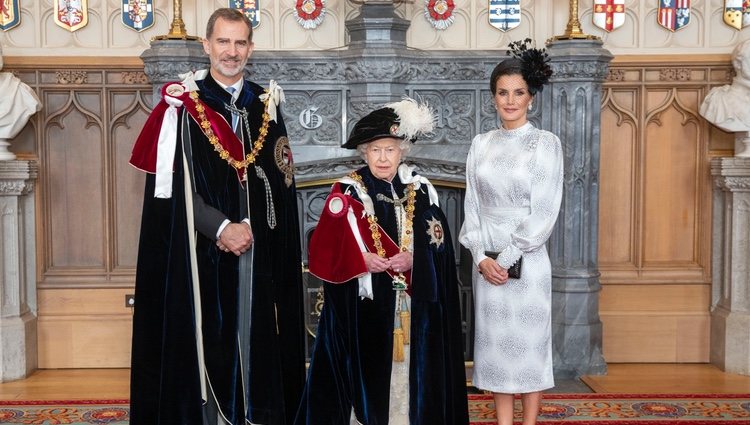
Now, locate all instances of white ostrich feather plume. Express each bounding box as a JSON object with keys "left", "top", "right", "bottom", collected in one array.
[{"left": 386, "top": 97, "right": 435, "bottom": 141}]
